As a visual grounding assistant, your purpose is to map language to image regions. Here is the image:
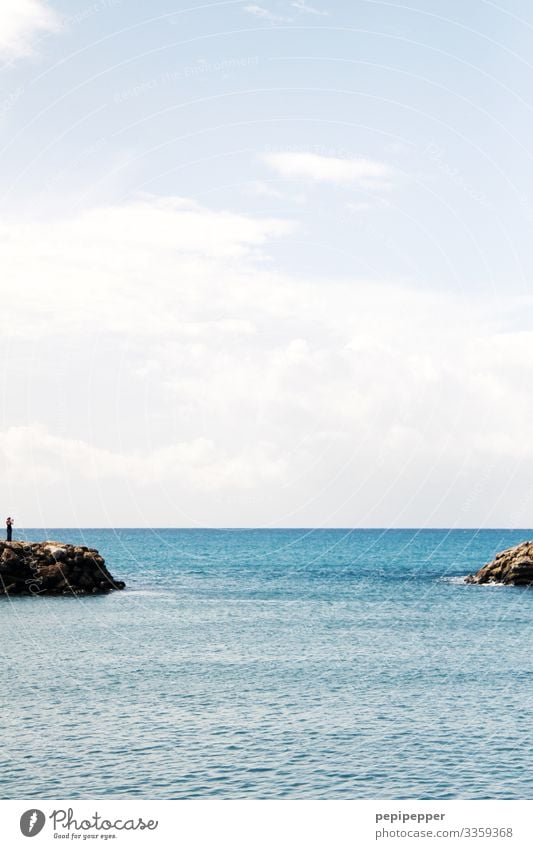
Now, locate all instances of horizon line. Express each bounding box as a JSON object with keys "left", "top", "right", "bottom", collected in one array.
[{"left": 8, "top": 526, "right": 533, "bottom": 532}]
